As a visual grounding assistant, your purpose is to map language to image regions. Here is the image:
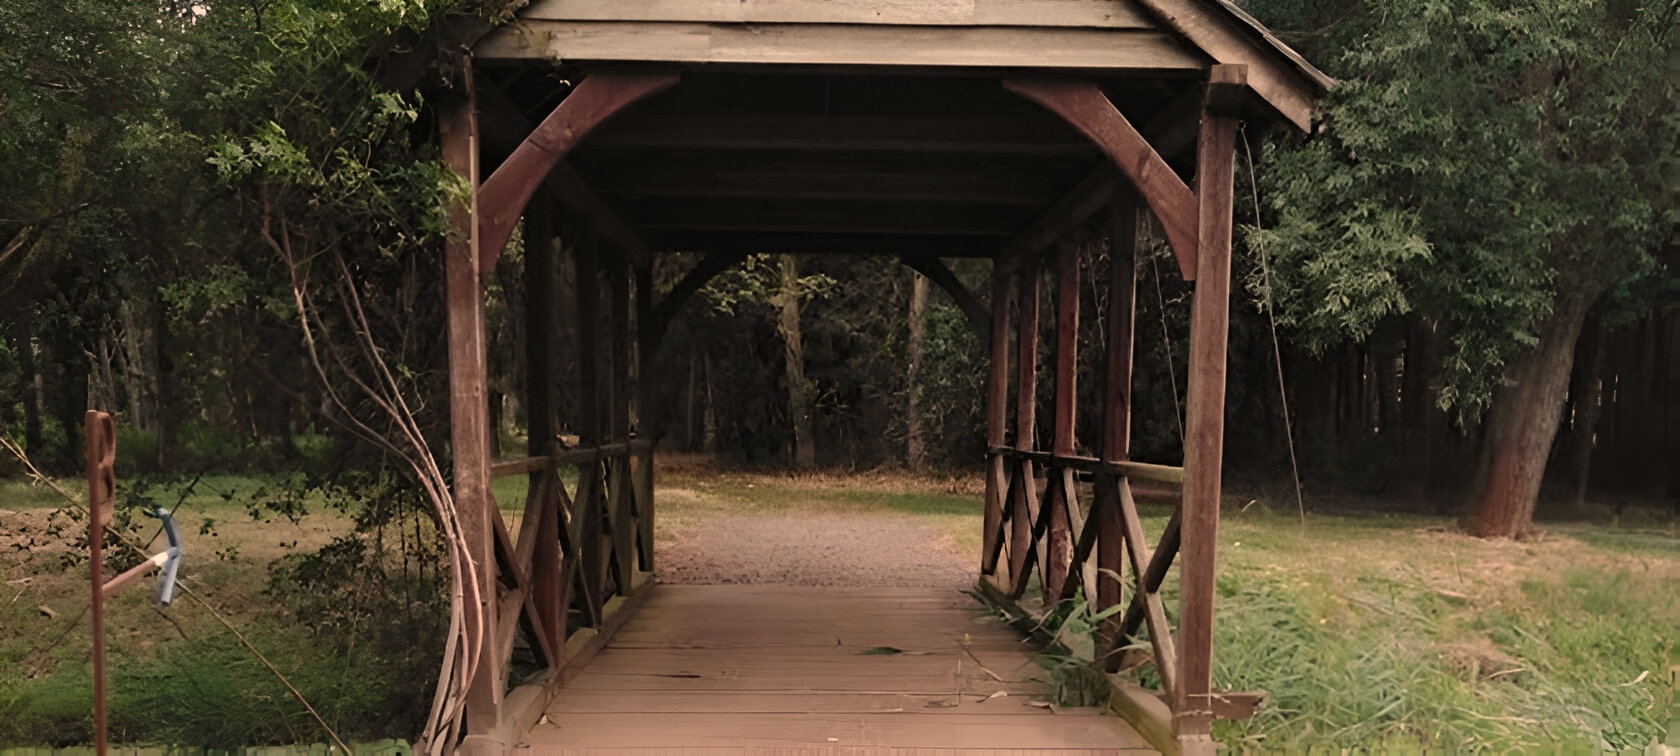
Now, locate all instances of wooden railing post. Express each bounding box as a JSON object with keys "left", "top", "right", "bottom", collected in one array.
[
  {"left": 633, "top": 263, "right": 656, "bottom": 573},
  {"left": 1045, "top": 238, "right": 1080, "bottom": 600},
  {"left": 607, "top": 254, "right": 634, "bottom": 594},
  {"left": 1099, "top": 186, "right": 1139, "bottom": 667},
  {"left": 982, "top": 258, "right": 1013, "bottom": 577},
  {"left": 1177, "top": 65, "right": 1243, "bottom": 755},
  {"left": 1007, "top": 253, "right": 1042, "bottom": 598},
  {"left": 439, "top": 58, "right": 504, "bottom": 753},
  {"left": 570, "top": 216, "right": 606, "bottom": 627}
]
